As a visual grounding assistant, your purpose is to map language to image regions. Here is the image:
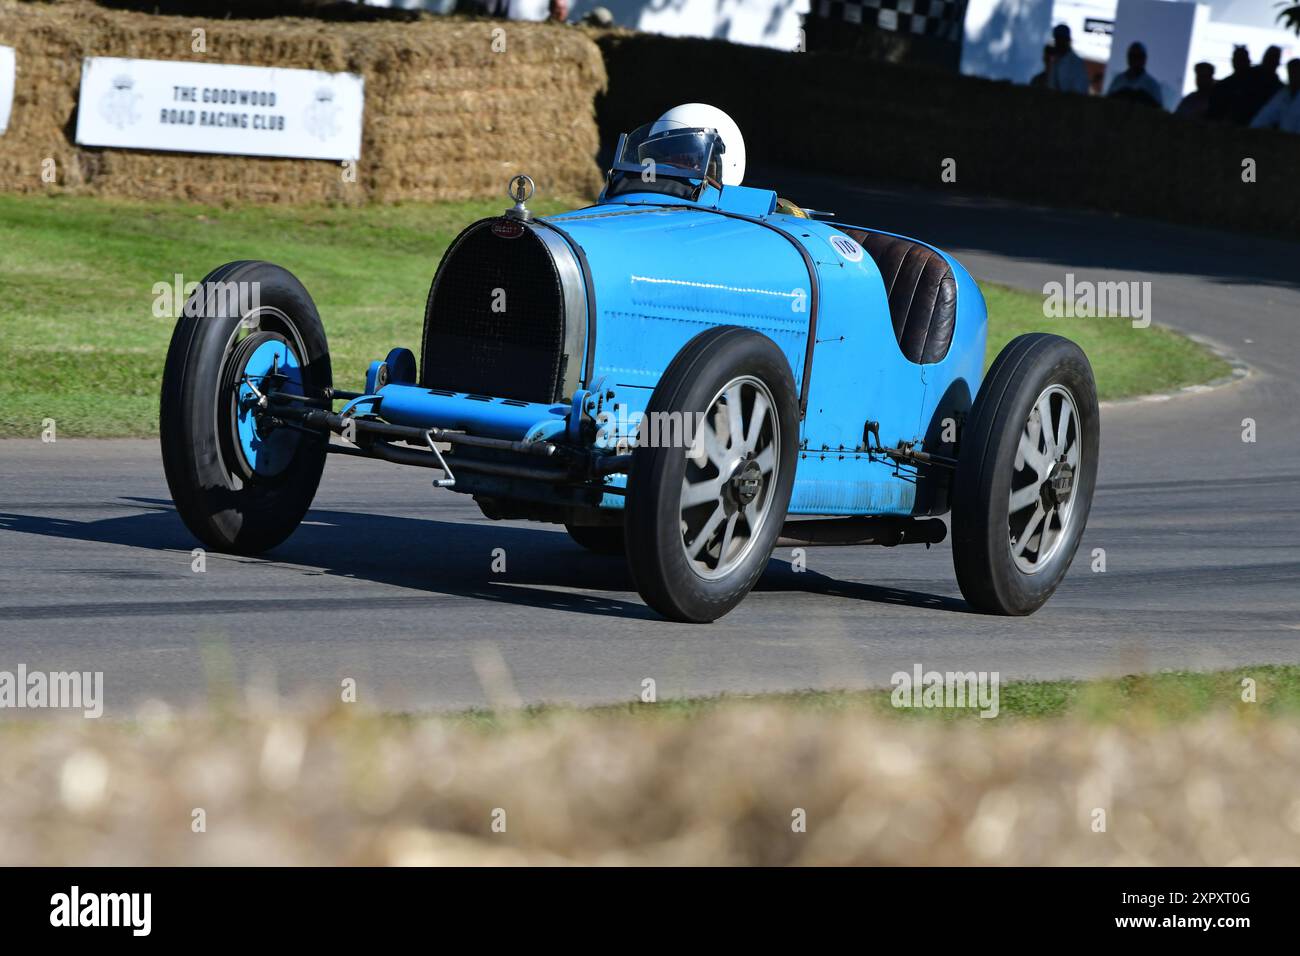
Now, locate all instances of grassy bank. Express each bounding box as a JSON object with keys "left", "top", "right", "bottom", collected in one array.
[{"left": 0, "top": 193, "right": 1229, "bottom": 438}]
